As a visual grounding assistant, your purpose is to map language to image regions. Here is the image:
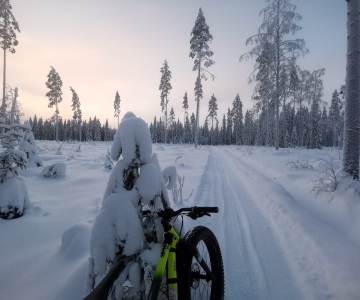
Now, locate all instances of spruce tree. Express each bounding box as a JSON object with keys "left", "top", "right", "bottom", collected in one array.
[
  {"left": 190, "top": 8, "right": 215, "bottom": 147},
  {"left": 232, "top": 94, "right": 243, "bottom": 145},
  {"left": 207, "top": 94, "right": 218, "bottom": 145},
  {"left": 114, "top": 91, "right": 121, "bottom": 127},
  {"left": 45, "top": 67, "right": 62, "bottom": 142},
  {"left": 329, "top": 89, "right": 341, "bottom": 147},
  {"left": 159, "top": 60, "right": 172, "bottom": 144},
  {"left": 70, "top": 86, "right": 81, "bottom": 141}
]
